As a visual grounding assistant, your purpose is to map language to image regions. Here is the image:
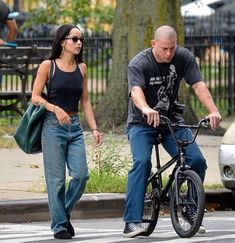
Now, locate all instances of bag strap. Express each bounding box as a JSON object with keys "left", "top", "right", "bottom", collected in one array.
[{"left": 46, "top": 60, "right": 55, "bottom": 98}]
